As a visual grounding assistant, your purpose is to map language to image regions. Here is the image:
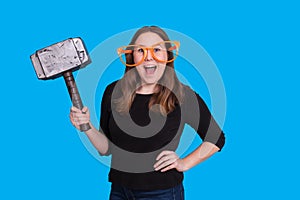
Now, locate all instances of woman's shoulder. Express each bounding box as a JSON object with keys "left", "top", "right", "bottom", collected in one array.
[
  {"left": 180, "top": 83, "right": 205, "bottom": 106},
  {"left": 105, "top": 80, "right": 118, "bottom": 90},
  {"left": 103, "top": 80, "right": 120, "bottom": 95},
  {"left": 181, "top": 83, "right": 198, "bottom": 99},
  {"left": 181, "top": 83, "right": 193, "bottom": 93}
]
